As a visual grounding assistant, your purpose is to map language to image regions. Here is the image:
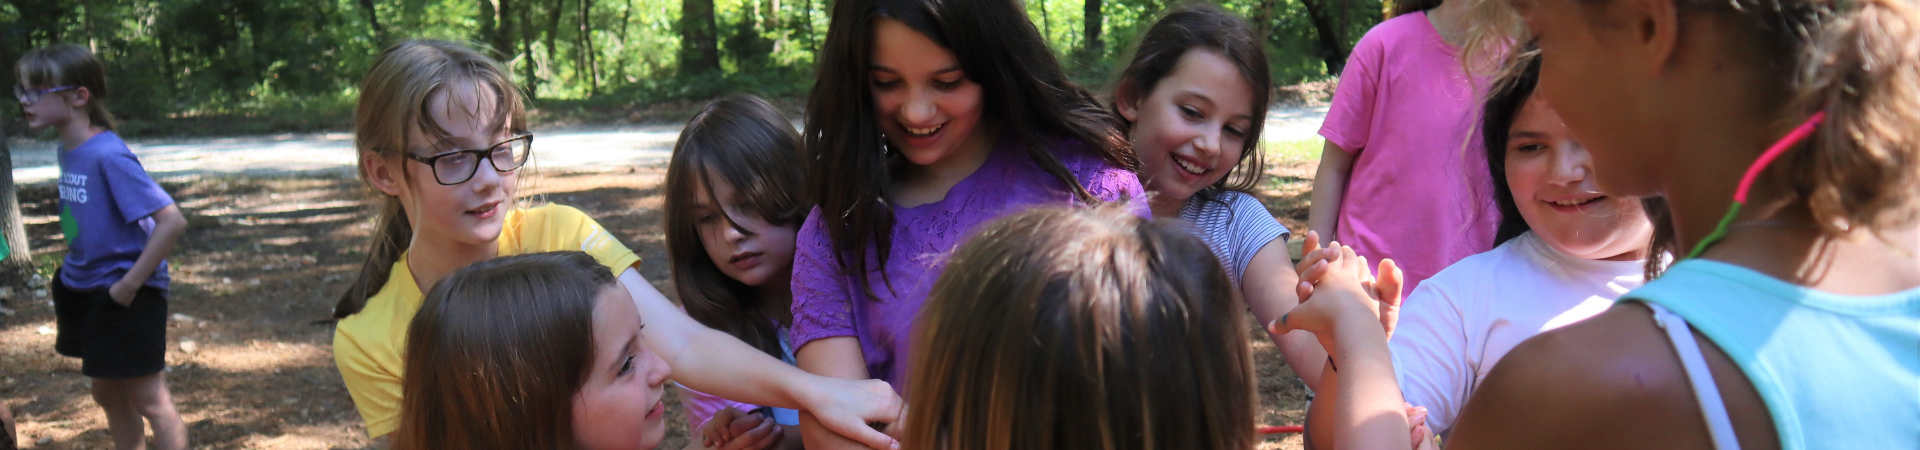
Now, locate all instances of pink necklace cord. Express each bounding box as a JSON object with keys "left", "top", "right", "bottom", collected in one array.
[{"left": 1735, "top": 111, "right": 1827, "bottom": 203}]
